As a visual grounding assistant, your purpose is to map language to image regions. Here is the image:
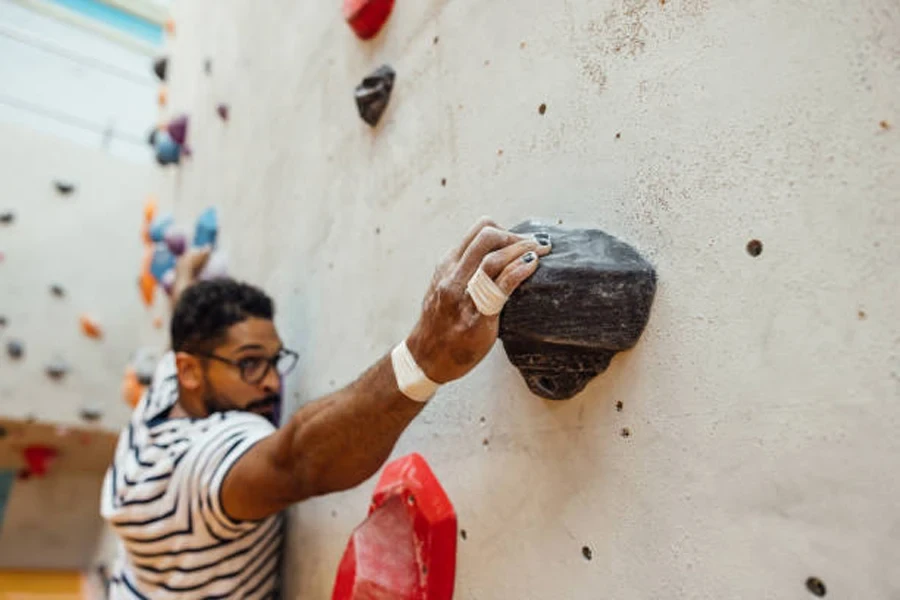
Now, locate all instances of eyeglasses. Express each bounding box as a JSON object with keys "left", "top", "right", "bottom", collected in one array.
[{"left": 194, "top": 348, "right": 299, "bottom": 385}]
